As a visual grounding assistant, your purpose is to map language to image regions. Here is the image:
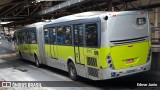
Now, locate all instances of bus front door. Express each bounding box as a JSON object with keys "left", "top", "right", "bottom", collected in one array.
[
  {"left": 50, "top": 28, "right": 58, "bottom": 59},
  {"left": 73, "top": 25, "right": 85, "bottom": 65}
]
